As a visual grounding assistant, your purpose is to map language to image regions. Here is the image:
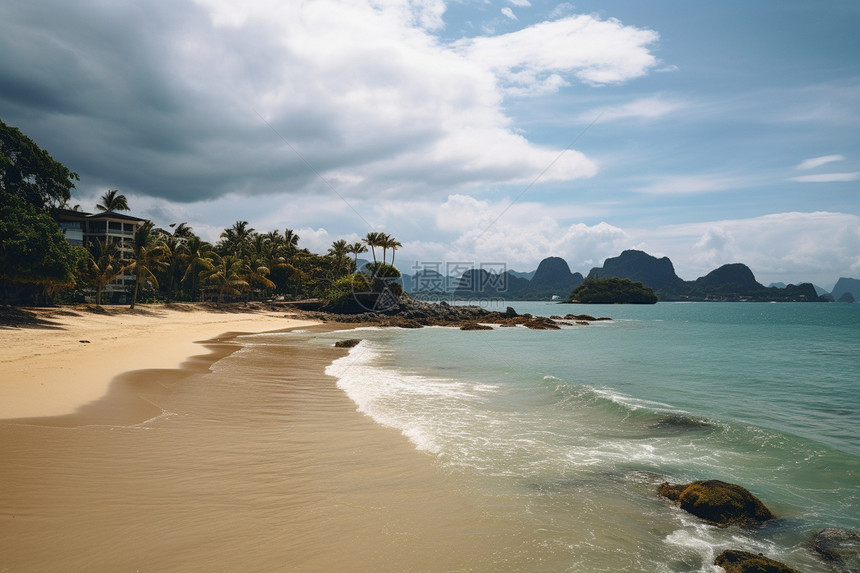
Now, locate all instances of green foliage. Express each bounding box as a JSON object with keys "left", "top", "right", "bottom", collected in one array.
[
  {"left": 127, "top": 221, "right": 168, "bottom": 309},
  {"left": 95, "top": 189, "right": 130, "bottom": 212},
  {"left": 0, "top": 197, "right": 78, "bottom": 302},
  {"left": 1, "top": 119, "right": 79, "bottom": 209},
  {"left": 569, "top": 277, "right": 658, "bottom": 304},
  {"left": 324, "top": 273, "right": 373, "bottom": 311}
]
